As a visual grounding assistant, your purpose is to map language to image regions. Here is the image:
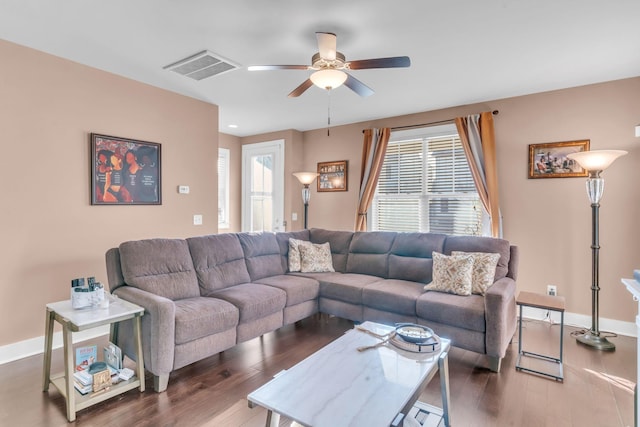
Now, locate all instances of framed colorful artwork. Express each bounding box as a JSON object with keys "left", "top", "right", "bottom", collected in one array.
[
  {"left": 91, "top": 133, "right": 162, "bottom": 205},
  {"left": 528, "top": 140, "right": 590, "bottom": 179},
  {"left": 317, "top": 160, "right": 348, "bottom": 192}
]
